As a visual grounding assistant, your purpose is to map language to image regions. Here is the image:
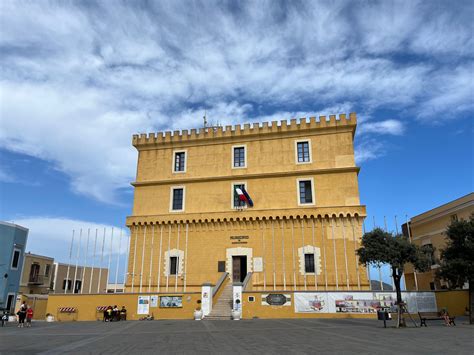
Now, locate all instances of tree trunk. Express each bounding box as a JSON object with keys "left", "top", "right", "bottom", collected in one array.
[
  {"left": 470, "top": 280, "right": 473, "bottom": 325},
  {"left": 392, "top": 267, "right": 402, "bottom": 305}
]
